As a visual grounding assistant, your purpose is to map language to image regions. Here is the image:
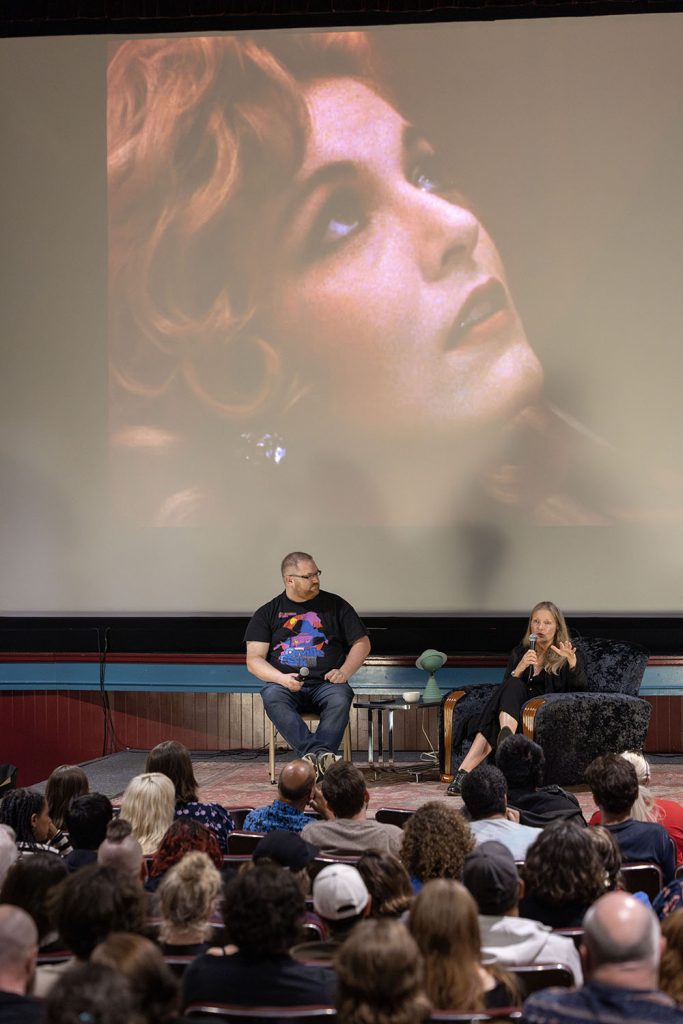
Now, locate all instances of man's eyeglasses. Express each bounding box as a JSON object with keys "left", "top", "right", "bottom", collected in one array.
[{"left": 288, "top": 570, "right": 322, "bottom": 580}]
